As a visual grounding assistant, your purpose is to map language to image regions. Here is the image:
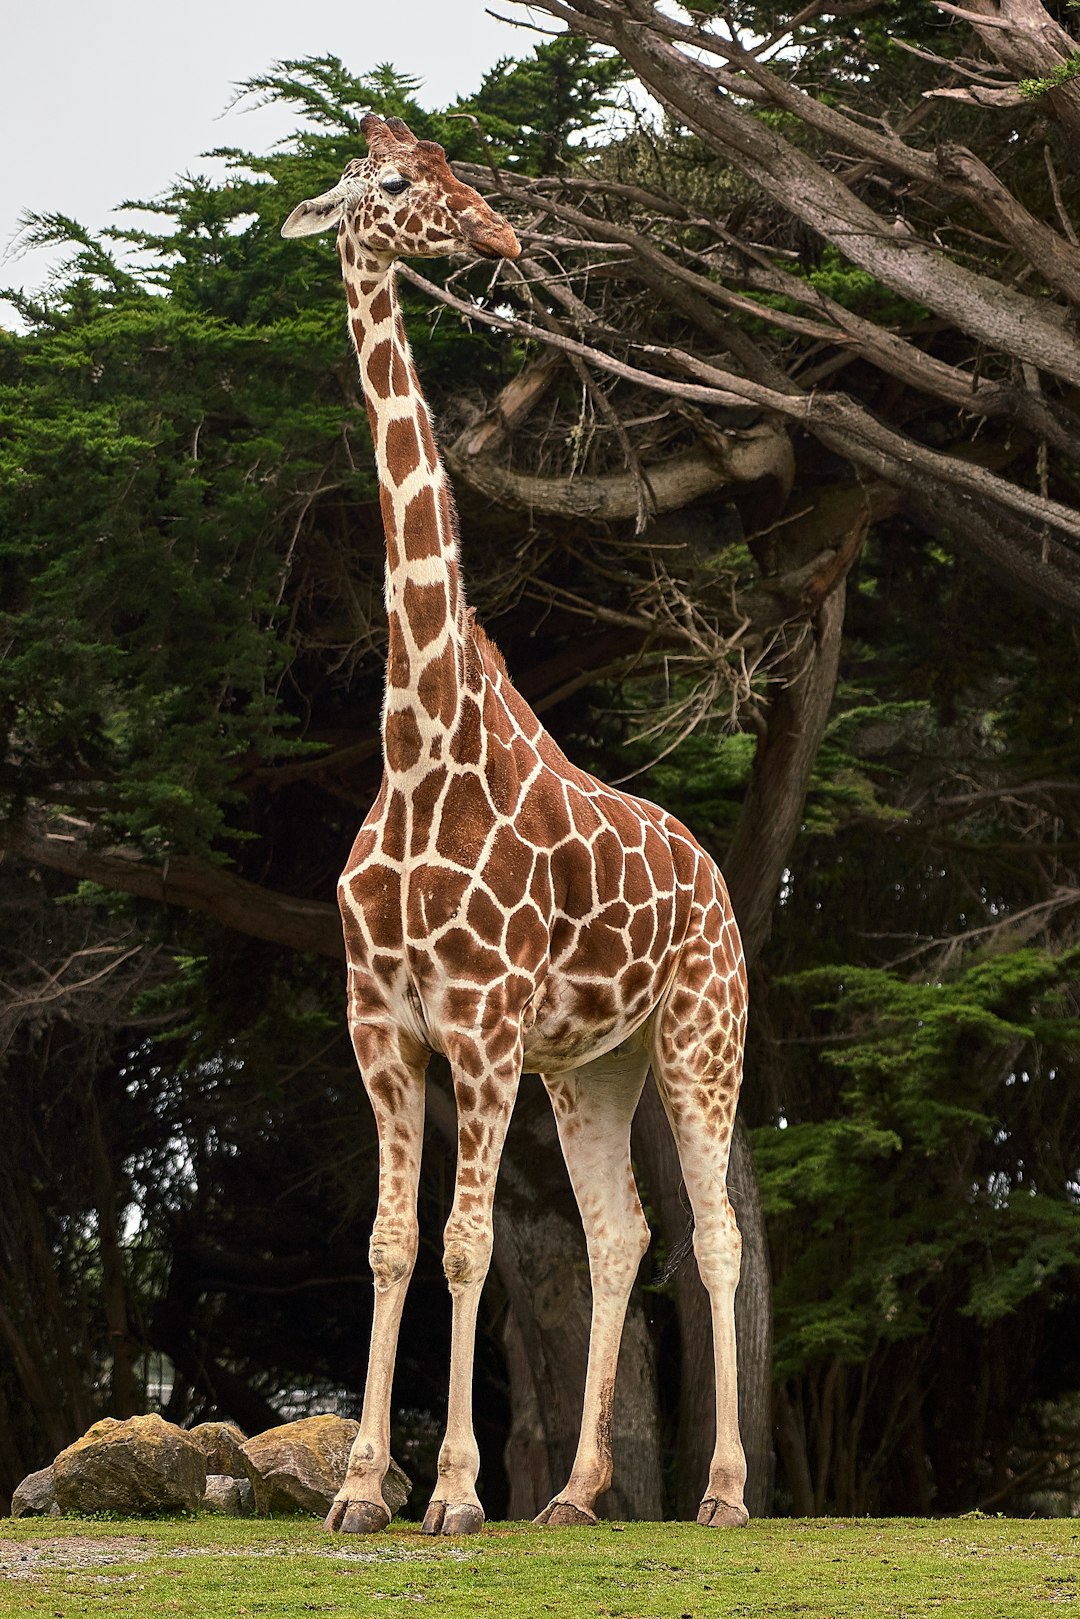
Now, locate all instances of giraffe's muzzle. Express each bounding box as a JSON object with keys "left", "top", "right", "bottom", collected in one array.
[{"left": 461, "top": 215, "right": 521, "bottom": 262}]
